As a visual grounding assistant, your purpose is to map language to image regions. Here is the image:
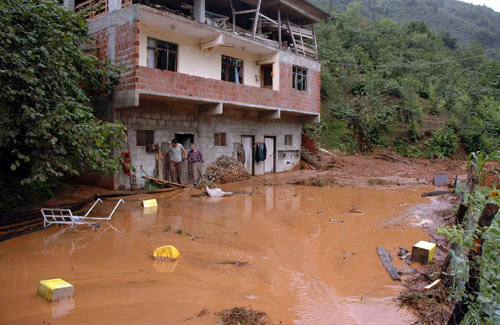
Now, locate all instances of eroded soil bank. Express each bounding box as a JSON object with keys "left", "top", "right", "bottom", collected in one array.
[{"left": 0, "top": 184, "right": 450, "bottom": 324}]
